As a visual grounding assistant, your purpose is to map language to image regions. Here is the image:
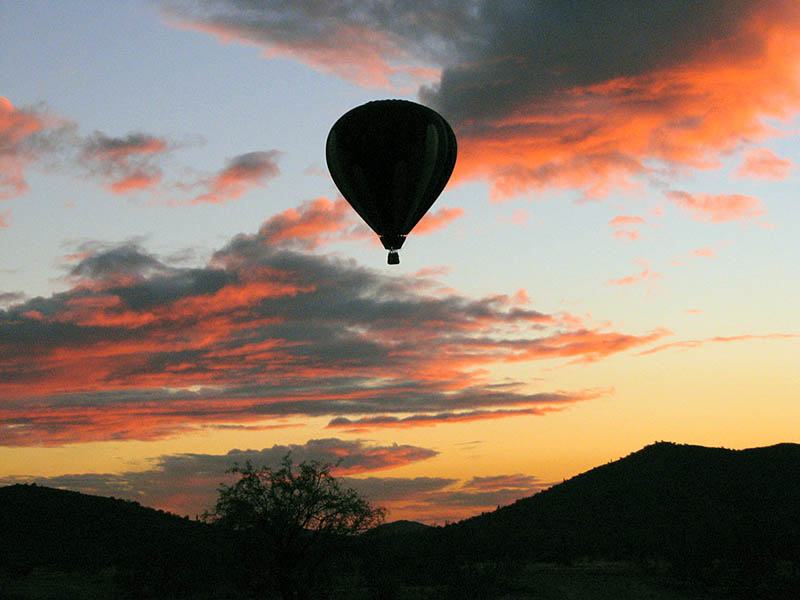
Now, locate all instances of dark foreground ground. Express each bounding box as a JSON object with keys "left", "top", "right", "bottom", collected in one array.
[
  {"left": 0, "top": 560, "right": 744, "bottom": 600},
  {"left": 4, "top": 444, "right": 799, "bottom": 599}
]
